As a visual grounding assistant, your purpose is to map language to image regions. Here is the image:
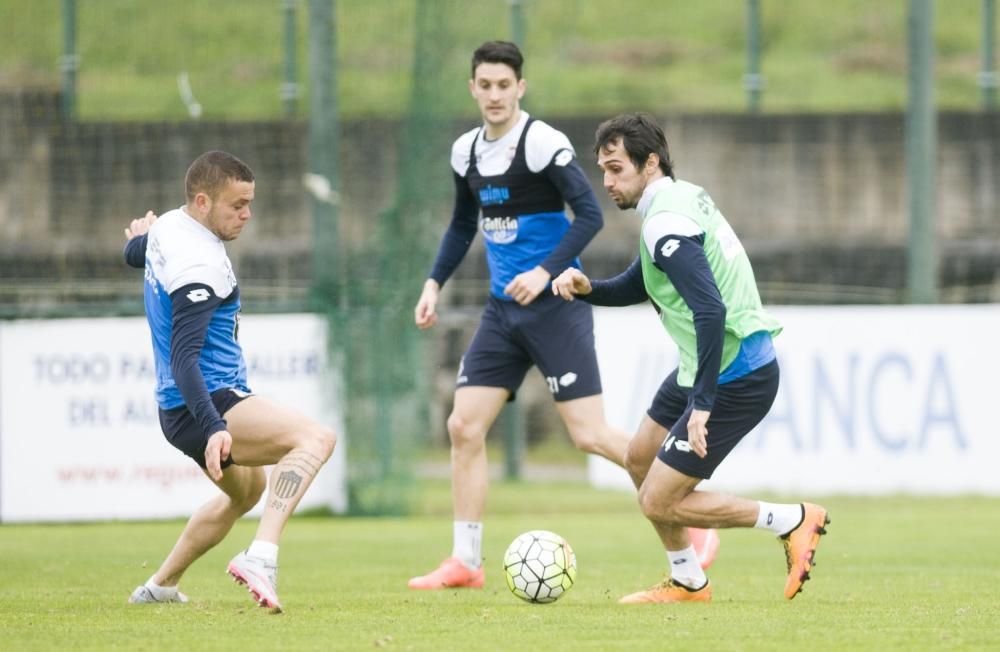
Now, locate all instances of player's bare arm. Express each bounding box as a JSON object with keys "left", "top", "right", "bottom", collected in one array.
[
  {"left": 415, "top": 279, "right": 440, "bottom": 330},
  {"left": 503, "top": 265, "right": 551, "bottom": 305},
  {"left": 551, "top": 267, "right": 592, "bottom": 301}
]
